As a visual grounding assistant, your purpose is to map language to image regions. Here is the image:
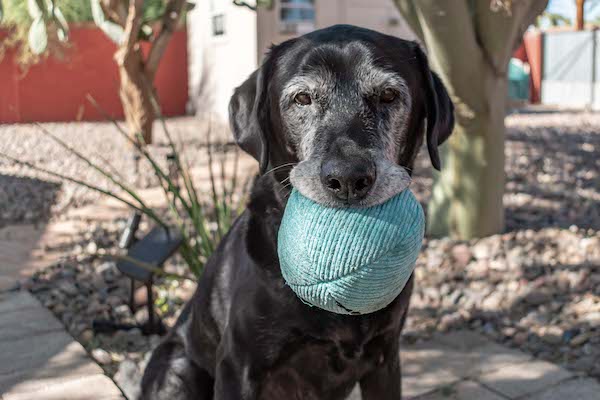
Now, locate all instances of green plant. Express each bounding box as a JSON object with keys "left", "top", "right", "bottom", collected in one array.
[
  {"left": 0, "top": 101, "right": 249, "bottom": 279},
  {"left": 0, "top": 0, "right": 182, "bottom": 63},
  {"left": 536, "top": 11, "right": 572, "bottom": 27},
  {"left": 233, "top": 0, "right": 273, "bottom": 10},
  {"left": 89, "top": 0, "right": 182, "bottom": 45},
  {"left": 26, "top": 0, "right": 69, "bottom": 55},
  {"left": 1, "top": 0, "right": 83, "bottom": 63}
]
